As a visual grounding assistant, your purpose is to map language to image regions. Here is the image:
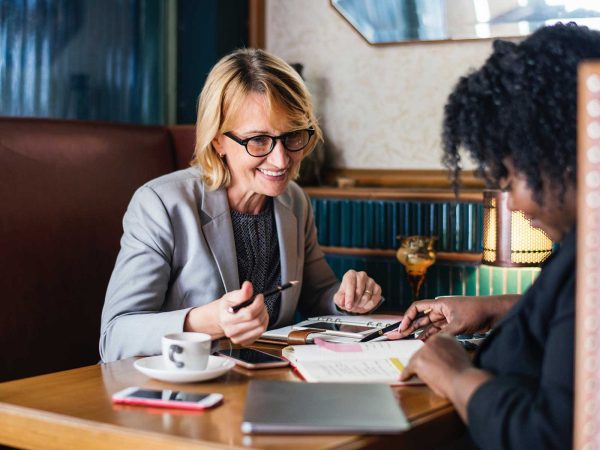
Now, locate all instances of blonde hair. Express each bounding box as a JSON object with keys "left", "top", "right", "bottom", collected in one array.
[{"left": 191, "top": 48, "right": 323, "bottom": 190}]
